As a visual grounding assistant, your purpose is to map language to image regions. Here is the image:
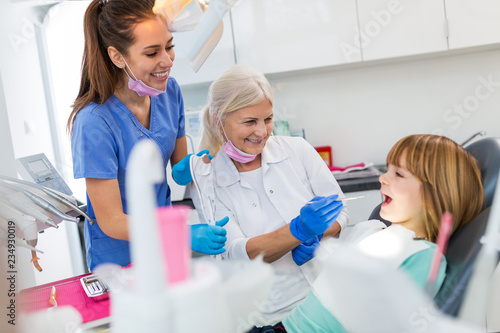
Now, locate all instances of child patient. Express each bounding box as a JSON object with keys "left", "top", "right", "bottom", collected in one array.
[{"left": 256, "top": 134, "right": 485, "bottom": 333}]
